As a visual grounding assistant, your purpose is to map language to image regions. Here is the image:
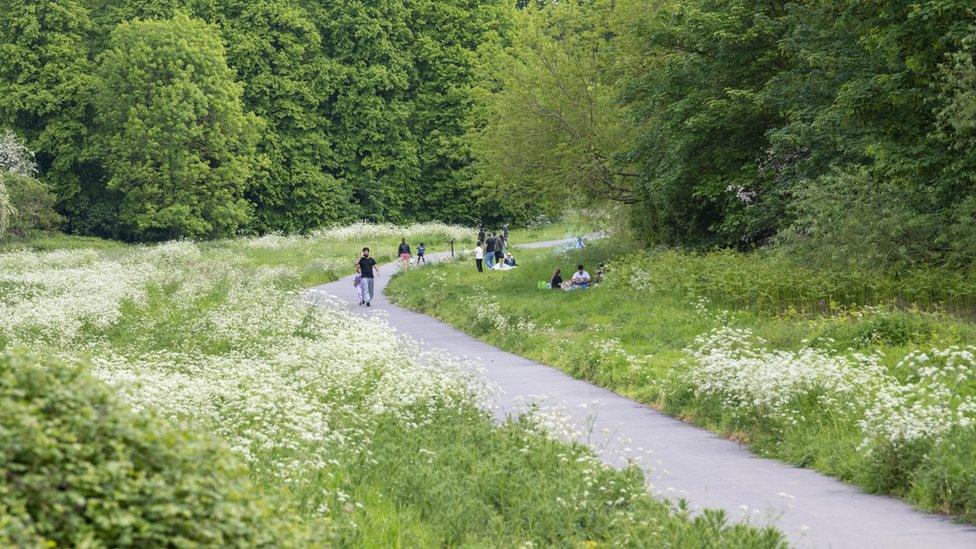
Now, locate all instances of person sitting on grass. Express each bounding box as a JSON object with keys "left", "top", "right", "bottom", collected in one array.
[
  {"left": 503, "top": 252, "right": 517, "bottom": 267},
  {"left": 550, "top": 268, "right": 563, "bottom": 289},
  {"left": 570, "top": 264, "right": 591, "bottom": 289}
]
